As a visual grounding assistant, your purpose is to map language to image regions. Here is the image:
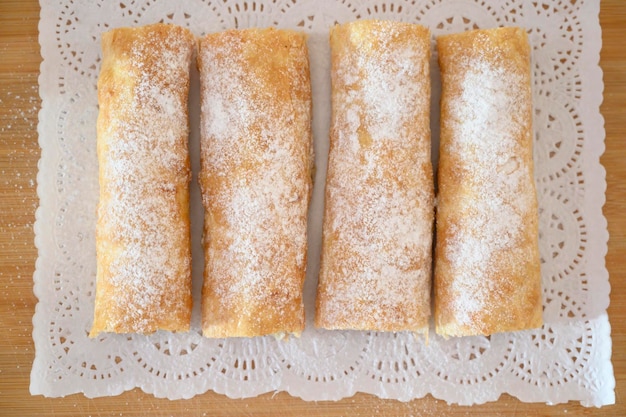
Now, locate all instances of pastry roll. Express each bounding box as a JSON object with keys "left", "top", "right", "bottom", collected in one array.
[
  {"left": 315, "top": 20, "right": 434, "bottom": 333},
  {"left": 434, "top": 27, "right": 542, "bottom": 337},
  {"left": 198, "top": 28, "right": 312, "bottom": 338},
  {"left": 90, "top": 24, "right": 195, "bottom": 336}
]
